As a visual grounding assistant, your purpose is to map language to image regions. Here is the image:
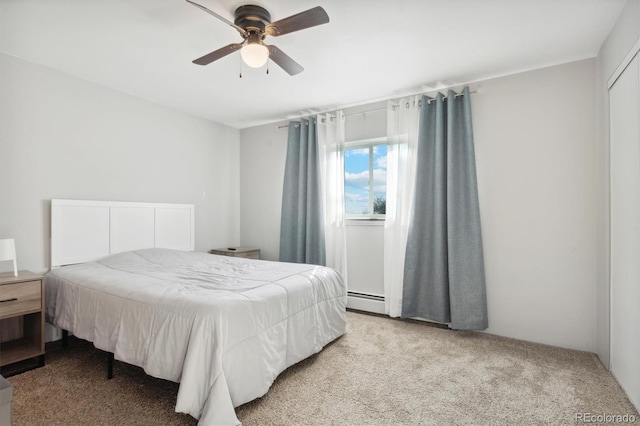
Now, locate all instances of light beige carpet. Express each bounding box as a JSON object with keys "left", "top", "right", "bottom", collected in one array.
[{"left": 7, "top": 311, "right": 638, "bottom": 425}]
